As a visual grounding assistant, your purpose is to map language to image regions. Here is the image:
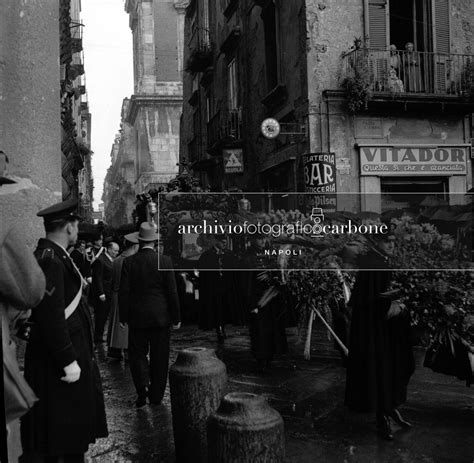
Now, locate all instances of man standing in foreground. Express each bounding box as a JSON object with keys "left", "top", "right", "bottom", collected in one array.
[
  {"left": 119, "top": 222, "right": 181, "bottom": 408},
  {"left": 21, "top": 199, "right": 108, "bottom": 462}
]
